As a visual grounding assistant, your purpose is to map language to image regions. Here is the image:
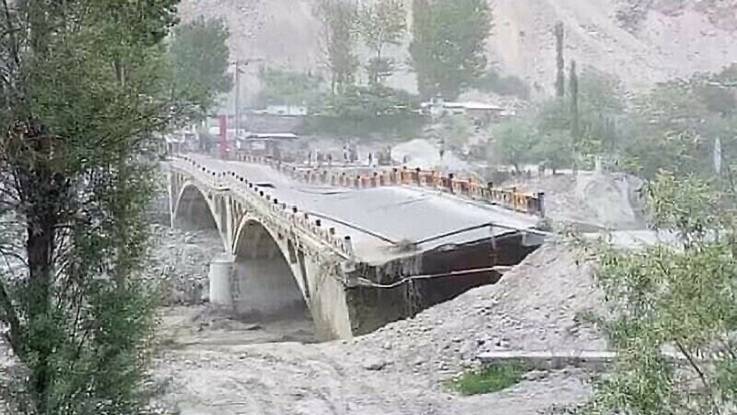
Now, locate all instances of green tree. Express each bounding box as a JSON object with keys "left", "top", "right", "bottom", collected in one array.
[
  {"left": 536, "top": 68, "right": 625, "bottom": 162},
  {"left": 315, "top": 0, "right": 359, "bottom": 94},
  {"left": 474, "top": 68, "right": 530, "bottom": 100},
  {"left": 257, "top": 68, "right": 325, "bottom": 106},
  {"left": 570, "top": 60, "right": 580, "bottom": 141},
  {"left": 578, "top": 68, "right": 625, "bottom": 114},
  {"left": 308, "top": 84, "right": 422, "bottom": 137},
  {"left": 410, "top": 0, "right": 432, "bottom": 94},
  {"left": 357, "top": 0, "right": 407, "bottom": 86},
  {"left": 621, "top": 66, "right": 737, "bottom": 179},
  {"left": 590, "top": 173, "right": 737, "bottom": 414},
  {"left": 693, "top": 64, "right": 737, "bottom": 117},
  {"left": 0, "top": 0, "right": 201, "bottom": 412},
  {"left": 435, "top": 114, "right": 472, "bottom": 153},
  {"left": 409, "top": 0, "right": 492, "bottom": 99},
  {"left": 493, "top": 121, "right": 538, "bottom": 172},
  {"left": 532, "top": 130, "right": 574, "bottom": 174},
  {"left": 169, "top": 16, "right": 232, "bottom": 118},
  {"left": 554, "top": 22, "right": 565, "bottom": 98}
]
